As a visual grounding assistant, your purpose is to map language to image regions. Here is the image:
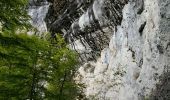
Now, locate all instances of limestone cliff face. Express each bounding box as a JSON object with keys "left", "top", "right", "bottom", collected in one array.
[
  {"left": 45, "top": 0, "right": 128, "bottom": 62},
  {"left": 28, "top": 0, "right": 49, "bottom": 35},
  {"left": 29, "top": 0, "right": 170, "bottom": 99},
  {"left": 77, "top": 0, "right": 170, "bottom": 99}
]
